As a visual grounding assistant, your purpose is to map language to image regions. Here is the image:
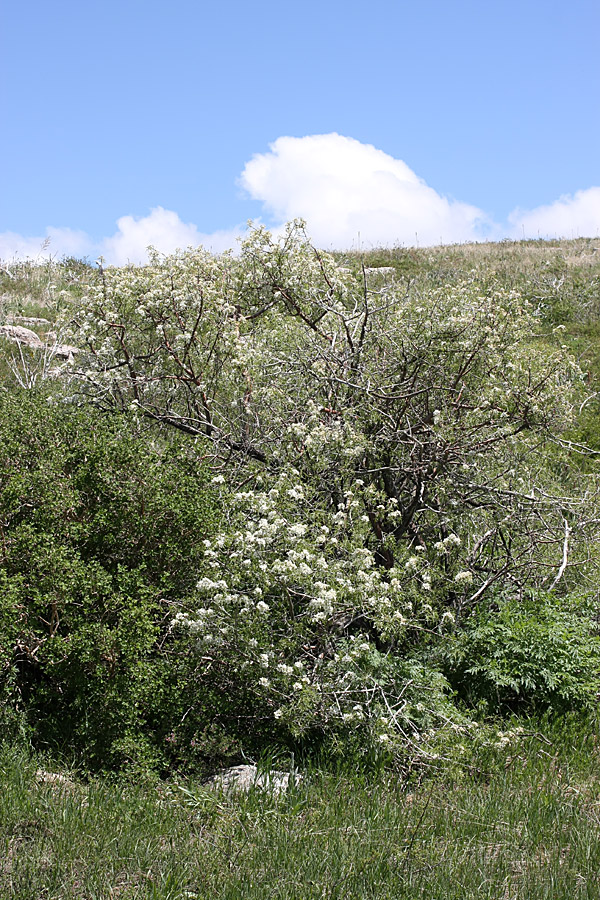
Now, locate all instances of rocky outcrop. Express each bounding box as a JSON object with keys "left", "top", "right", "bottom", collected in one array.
[{"left": 0, "top": 323, "right": 79, "bottom": 359}]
